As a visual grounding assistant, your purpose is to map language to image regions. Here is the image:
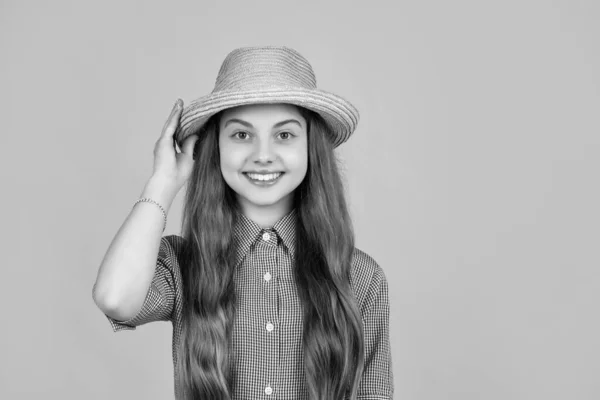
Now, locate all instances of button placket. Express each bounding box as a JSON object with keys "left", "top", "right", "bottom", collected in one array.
[
  {"left": 259, "top": 229, "right": 278, "bottom": 247},
  {"left": 256, "top": 228, "right": 280, "bottom": 398}
]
